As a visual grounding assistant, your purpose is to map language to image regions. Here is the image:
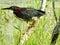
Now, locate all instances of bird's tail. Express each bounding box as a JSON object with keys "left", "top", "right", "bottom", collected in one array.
[{"left": 37, "top": 10, "right": 45, "bottom": 15}]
